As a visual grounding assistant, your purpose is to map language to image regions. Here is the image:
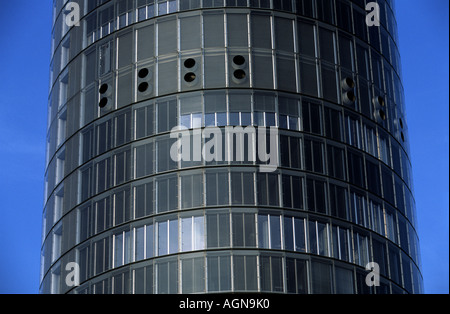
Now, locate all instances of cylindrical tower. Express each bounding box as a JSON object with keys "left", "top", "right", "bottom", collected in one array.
[{"left": 41, "top": 0, "right": 423, "bottom": 294}]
